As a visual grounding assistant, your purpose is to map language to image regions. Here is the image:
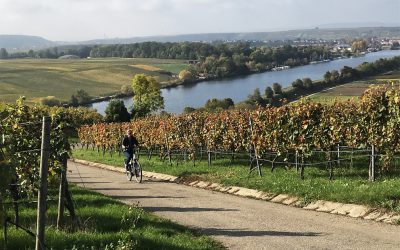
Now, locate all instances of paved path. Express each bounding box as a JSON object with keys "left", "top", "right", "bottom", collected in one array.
[{"left": 68, "top": 161, "right": 400, "bottom": 250}]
